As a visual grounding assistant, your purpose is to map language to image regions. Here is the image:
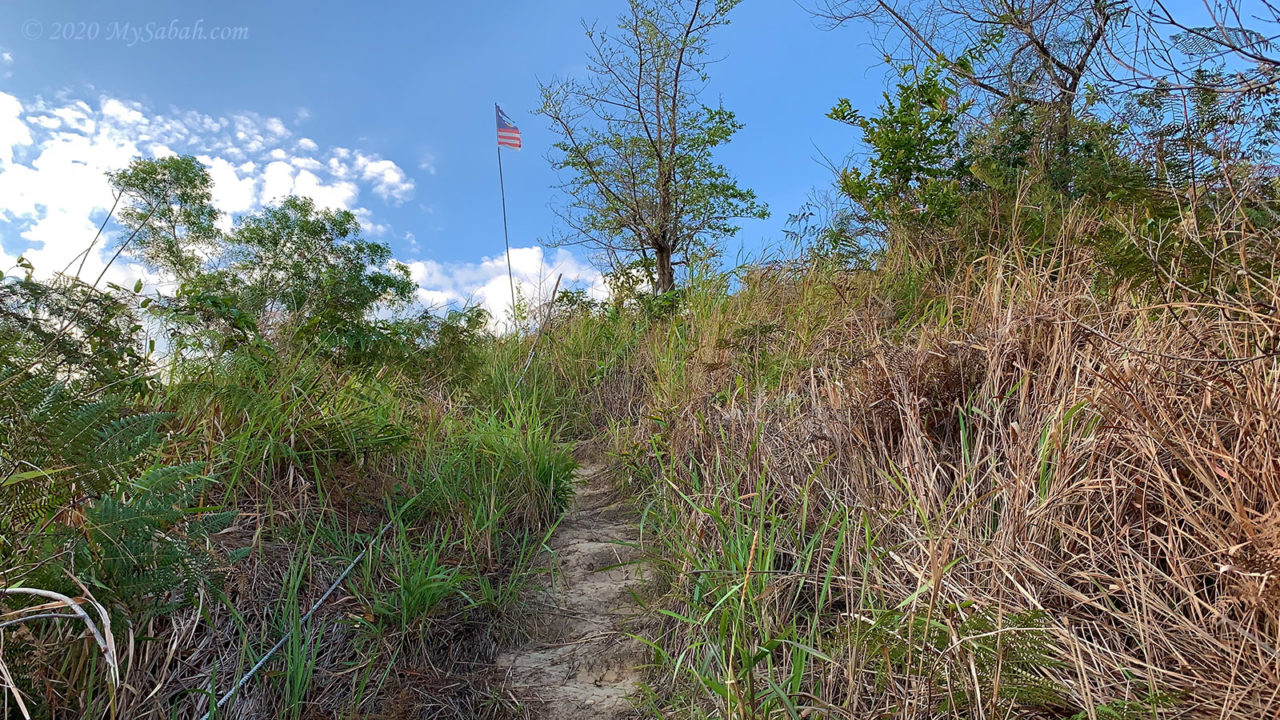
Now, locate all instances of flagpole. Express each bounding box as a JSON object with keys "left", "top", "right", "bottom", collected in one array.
[{"left": 496, "top": 144, "right": 517, "bottom": 322}]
